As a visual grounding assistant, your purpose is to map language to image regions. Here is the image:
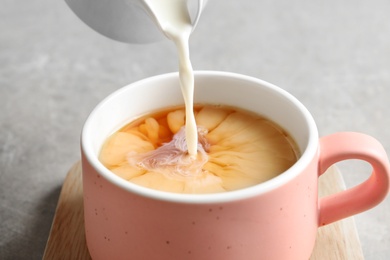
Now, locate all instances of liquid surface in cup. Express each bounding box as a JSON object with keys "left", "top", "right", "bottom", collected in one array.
[{"left": 99, "top": 105, "right": 300, "bottom": 194}]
